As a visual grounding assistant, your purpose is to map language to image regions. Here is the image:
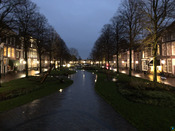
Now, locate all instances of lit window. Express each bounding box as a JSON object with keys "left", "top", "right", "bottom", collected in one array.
[
  {"left": 172, "top": 42, "right": 175, "bottom": 55},
  {"left": 4, "top": 46, "right": 7, "bottom": 56},
  {"left": 6, "top": 38, "right": 8, "bottom": 44},
  {"left": 157, "top": 45, "right": 160, "bottom": 55},
  {"left": 162, "top": 44, "right": 166, "bottom": 56},
  {"left": 167, "top": 59, "right": 172, "bottom": 73},
  {"left": 16, "top": 51, "right": 20, "bottom": 58},
  {"left": 11, "top": 48, "right": 15, "bottom": 58},
  {"left": 10, "top": 38, "right": 12, "bottom": 44},
  {"left": 167, "top": 43, "right": 172, "bottom": 56},
  {"left": 8, "top": 47, "right": 11, "bottom": 57}
]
